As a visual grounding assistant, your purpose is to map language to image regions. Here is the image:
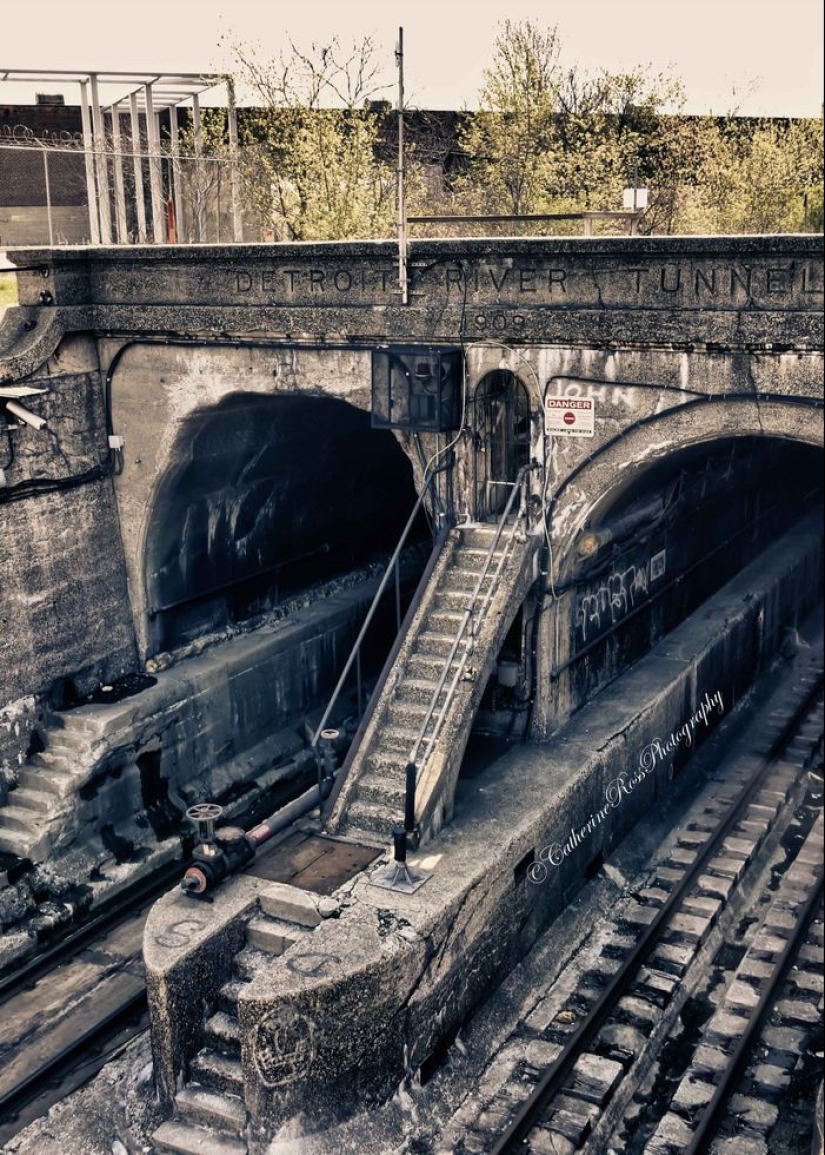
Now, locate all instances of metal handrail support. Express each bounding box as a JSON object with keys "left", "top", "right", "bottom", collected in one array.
[
  {"left": 408, "top": 465, "right": 533, "bottom": 772},
  {"left": 310, "top": 462, "right": 448, "bottom": 792}
]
